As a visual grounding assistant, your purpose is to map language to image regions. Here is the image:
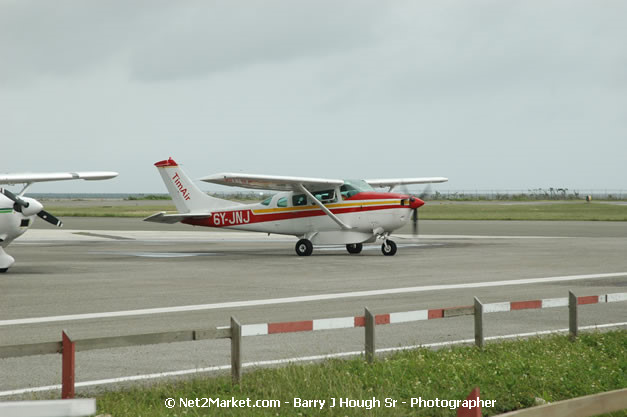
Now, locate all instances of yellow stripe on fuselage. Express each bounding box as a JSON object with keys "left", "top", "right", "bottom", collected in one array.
[{"left": 251, "top": 199, "right": 401, "bottom": 215}]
